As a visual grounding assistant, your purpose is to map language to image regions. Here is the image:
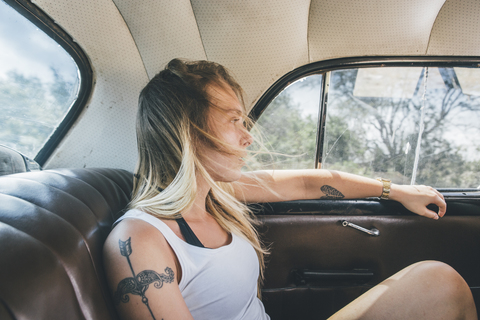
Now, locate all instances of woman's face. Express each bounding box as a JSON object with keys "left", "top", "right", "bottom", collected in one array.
[{"left": 199, "top": 84, "right": 253, "bottom": 182}]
